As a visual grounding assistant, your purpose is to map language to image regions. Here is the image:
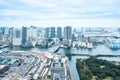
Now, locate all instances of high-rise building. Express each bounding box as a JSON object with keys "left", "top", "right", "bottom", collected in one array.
[
  {"left": 4, "top": 27, "right": 9, "bottom": 35},
  {"left": 27, "top": 26, "right": 37, "bottom": 47},
  {"left": 64, "top": 26, "right": 72, "bottom": 40},
  {"left": 64, "top": 26, "right": 72, "bottom": 47},
  {"left": 27, "top": 26, "right": 37, "bottom": 41},
  {"left": 9, "top": 27, "right": 13, "bottom": 45},
  {"left": 57, "top": 27, "right": 62, "bottom": 38},
  {"left": 81, "top": 27, "right": 84, "bottom": 35},
  {"left": 118, "top": 28, "right": 120, "bottom": 33},
  {"left": 13, "top": 28, "right": 22, "bottom": 46},
  {"left": 73, "top": 28, "right": 76, "bottom": 33},
  {"left": 0, "top": 27, "right": 5, "bottom": 41},
  {"left": 45, "top": 27, "right": 50, "bottom": 38},
  {"left": 0, "top": 27, "right": 10, "bottom": 46},
  {"left": 0, "top": 27, "right": 4, "bottom": 34},
  {"left": 0, "top": 34, "right": 2, "bottom": 41},
  {"left": 2, "top": 27, "right": 9, "bottom": 43},
  {"left": 81, "top": 27, "right": 85, "bottom": 41},
  {"left": 51, "top": 27, "right": 55, "bottom": 38},
  {"left": 72, "top": 34, "right": 75, "bottom": 41},
  {"left": 22, "top": 26, "right": 27, "bottom": 45}
]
